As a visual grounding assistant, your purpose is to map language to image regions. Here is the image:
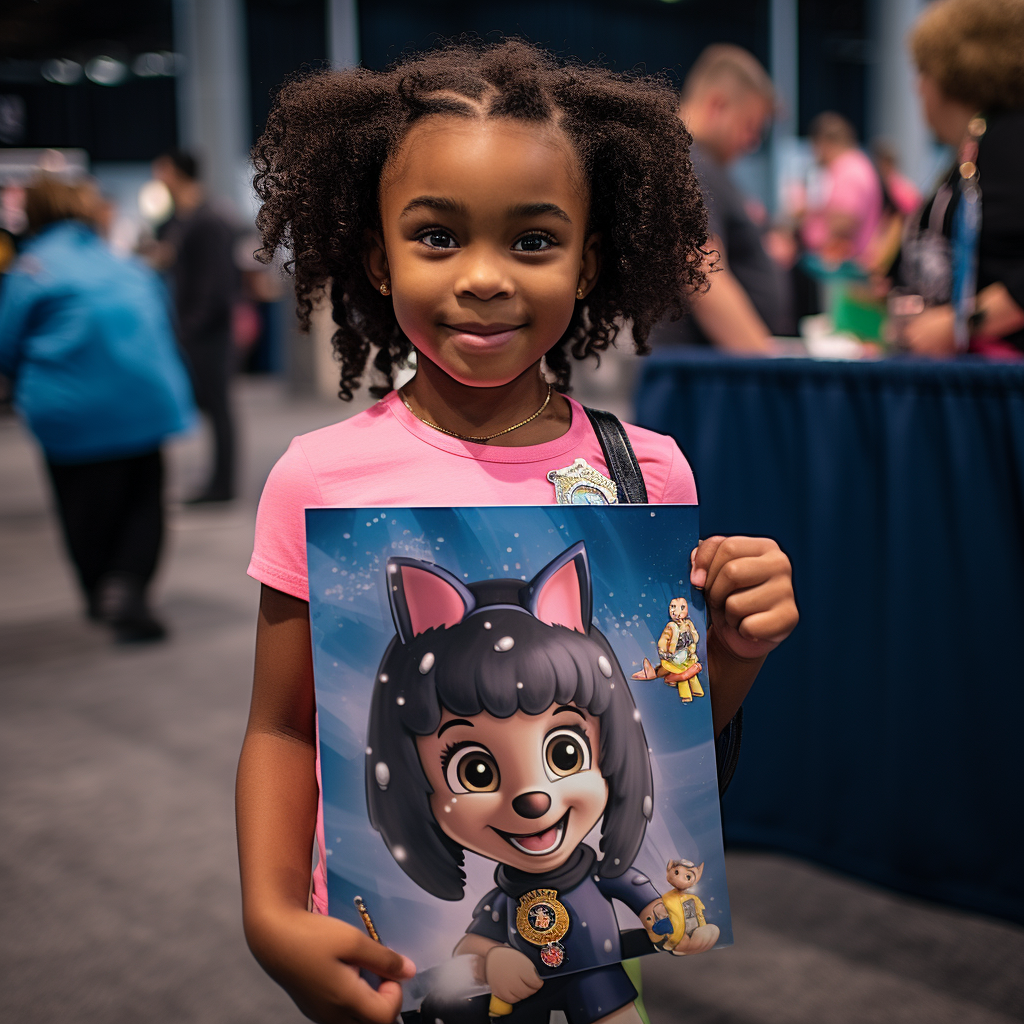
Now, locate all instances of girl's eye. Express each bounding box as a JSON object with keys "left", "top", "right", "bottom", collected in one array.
[
  {"left": 444, "top": 744, "right": 500, "bottom": 793},
  {"left": 512, "top": 234, "right": 554, "bottom": 253},
  {"left": 419, "top": 230, "right": 459, "bottom": 250},
  {"left": 543, "top": 728, "right": 591, "bottom": 780}
]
